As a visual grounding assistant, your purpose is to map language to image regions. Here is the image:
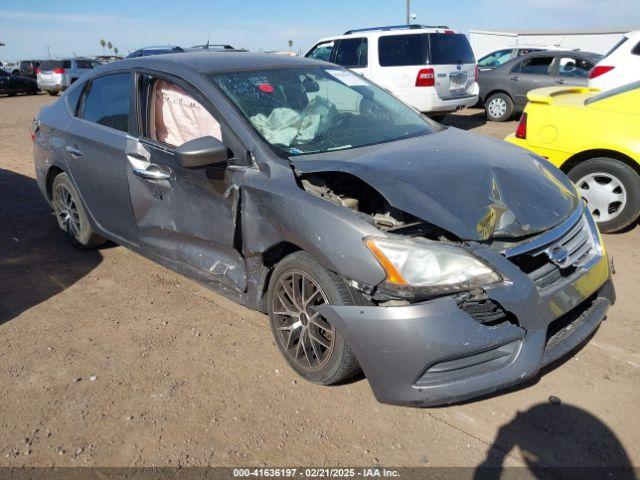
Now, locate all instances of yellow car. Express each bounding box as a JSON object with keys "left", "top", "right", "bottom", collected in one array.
[{"left": 506, "top": 81, "right": 640, "bottom": 233}]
